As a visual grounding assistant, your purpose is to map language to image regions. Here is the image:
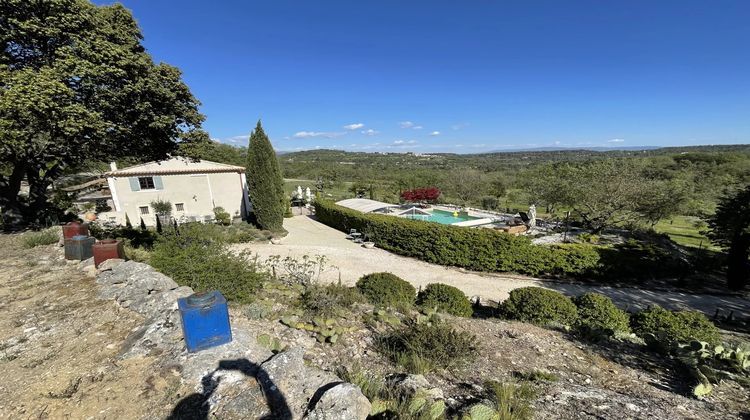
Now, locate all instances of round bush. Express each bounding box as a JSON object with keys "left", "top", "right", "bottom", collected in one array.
[
  {"left": 356, "top": 272, "right": 416, "bottom": 308},
  {"left": 630, "top": 305, "right": 720, "bottom": 345},
  {"left": 417, "top": 283, "right": 473, "bottom": 317},
  {"left": 573, "top": 293, "right": 630, "bottom": 336},
  {"left": 500, "top": 287, "right": 578, "bottom": 326}
]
